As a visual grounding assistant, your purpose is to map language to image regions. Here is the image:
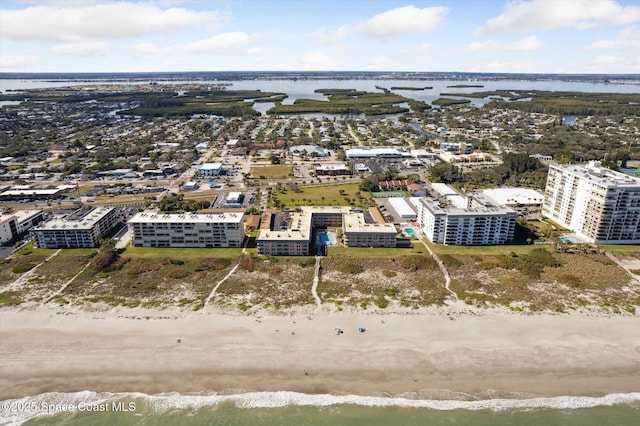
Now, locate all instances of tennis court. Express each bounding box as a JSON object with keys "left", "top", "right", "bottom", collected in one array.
[{"left": 370, "top": 191, "right": 409, "bottom": 198}]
